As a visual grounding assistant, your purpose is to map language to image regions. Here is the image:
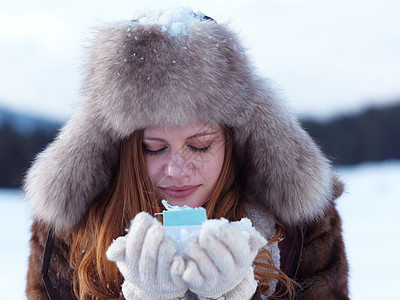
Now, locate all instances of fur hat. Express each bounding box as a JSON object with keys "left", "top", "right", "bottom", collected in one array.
[{"left": 24, "top": 8, "right": 335, "bottom": 231}]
